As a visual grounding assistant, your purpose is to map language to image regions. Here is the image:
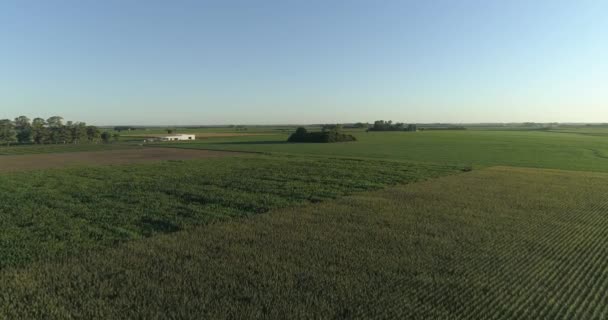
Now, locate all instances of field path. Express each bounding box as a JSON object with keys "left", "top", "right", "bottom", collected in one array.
[{"left": 0, "top": 148, "right": 238, "bottom": 172}]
